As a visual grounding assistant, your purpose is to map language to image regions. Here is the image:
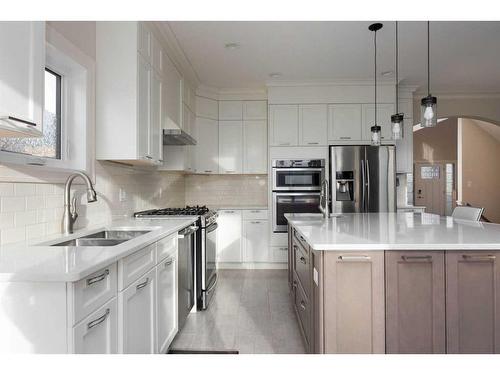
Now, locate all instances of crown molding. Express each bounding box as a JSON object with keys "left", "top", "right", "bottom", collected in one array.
[
  {"left": 413, "top": 91, "right": 500, "bottom": 99},
  {"left": 265, "top": 78, "right": 398, "bottom": 87},
  {"left": 196, "top": 85, "right": 268, "bottom": 101}
]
